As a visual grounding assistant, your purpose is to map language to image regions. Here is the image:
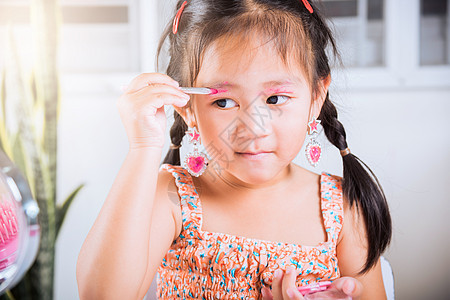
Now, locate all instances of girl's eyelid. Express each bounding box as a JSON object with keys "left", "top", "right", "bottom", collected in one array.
[
  {"left": 263, "top": 89, "right": 295, "bottom": 100},
  {"left": 271, "top": 93, "right": 292, "bottom": 98}
]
